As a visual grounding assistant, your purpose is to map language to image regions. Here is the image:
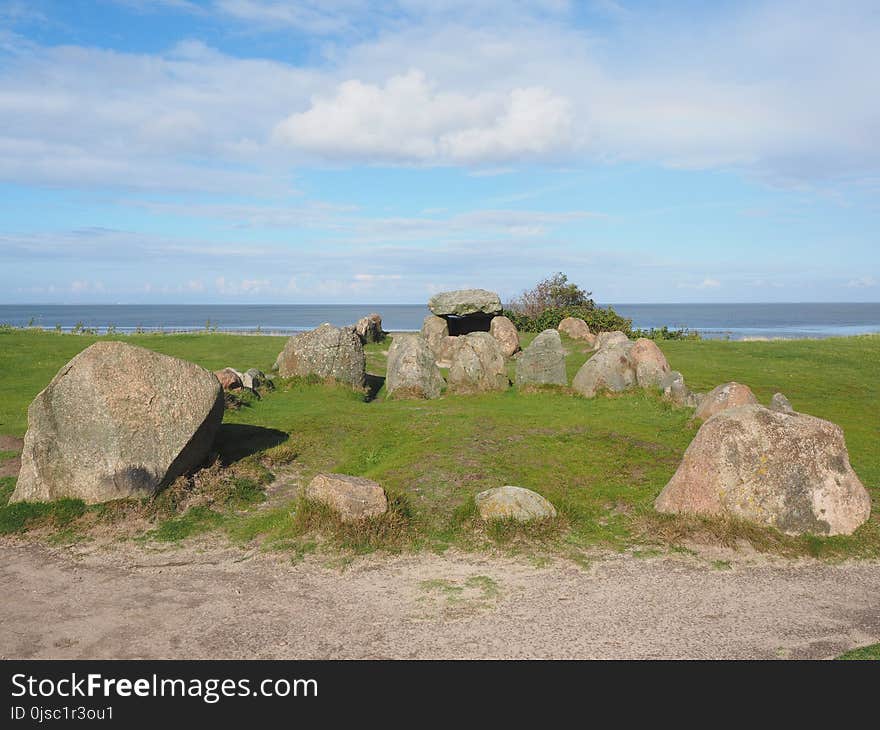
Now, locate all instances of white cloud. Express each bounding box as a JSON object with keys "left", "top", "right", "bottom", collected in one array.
[
  {"left": 847, "top": 276, "right": 876, "bottom": 288},
  {"left": 677, "top": 277, "right": 721, "bottom": 290}
]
